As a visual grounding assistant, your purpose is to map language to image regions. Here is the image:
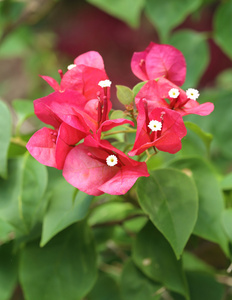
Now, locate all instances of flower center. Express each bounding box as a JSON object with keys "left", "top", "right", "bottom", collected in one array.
[
  {"left": 106, "top": 155, "right": 118, "bottom": 167},
  {"left": 186, "top": 88, "right": 200, "bottom": 101},
  {"left": 67, "top": 64, "right": 76, "bottom": 70},
  {"left": 148, "top": 120, "right": 162, "bottom": 132},
  {"left": 98, "top": 79, "right": 112, "bottom": 88},
  {"left": 168, "top": 88, "right": 180, "bottom": 98}
]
